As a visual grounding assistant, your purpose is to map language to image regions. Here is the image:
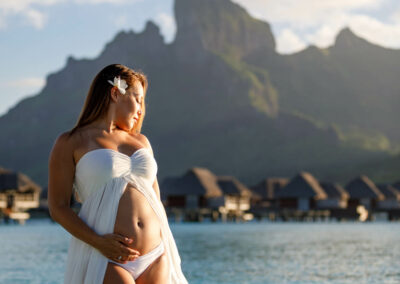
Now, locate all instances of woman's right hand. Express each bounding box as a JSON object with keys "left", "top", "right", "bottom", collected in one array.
[
  {"left": 48, "top": 133, "right": 141, "bottom": 265},
  {"left": 96, "top": 233, "right": 141, "bottom": 264}
]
